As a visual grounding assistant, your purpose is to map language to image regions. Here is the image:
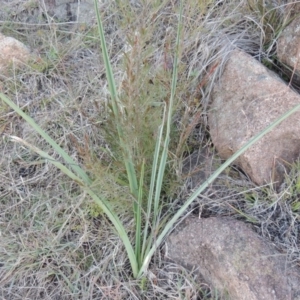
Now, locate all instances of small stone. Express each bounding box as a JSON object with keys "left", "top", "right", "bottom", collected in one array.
[{"left": 0, "top": 33, "right": 31, "bottom": 73}]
